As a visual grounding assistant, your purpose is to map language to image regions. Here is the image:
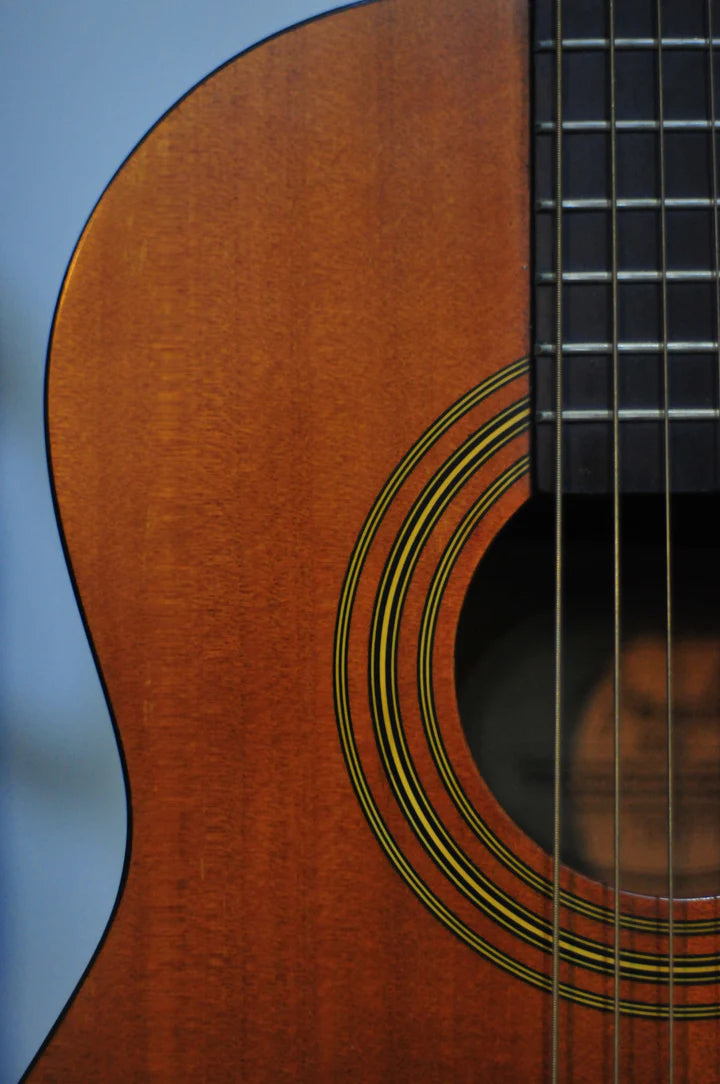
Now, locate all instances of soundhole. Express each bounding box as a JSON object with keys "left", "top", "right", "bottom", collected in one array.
[{"left": 455, "top": 495, "right": 720, "bottom": 898}]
